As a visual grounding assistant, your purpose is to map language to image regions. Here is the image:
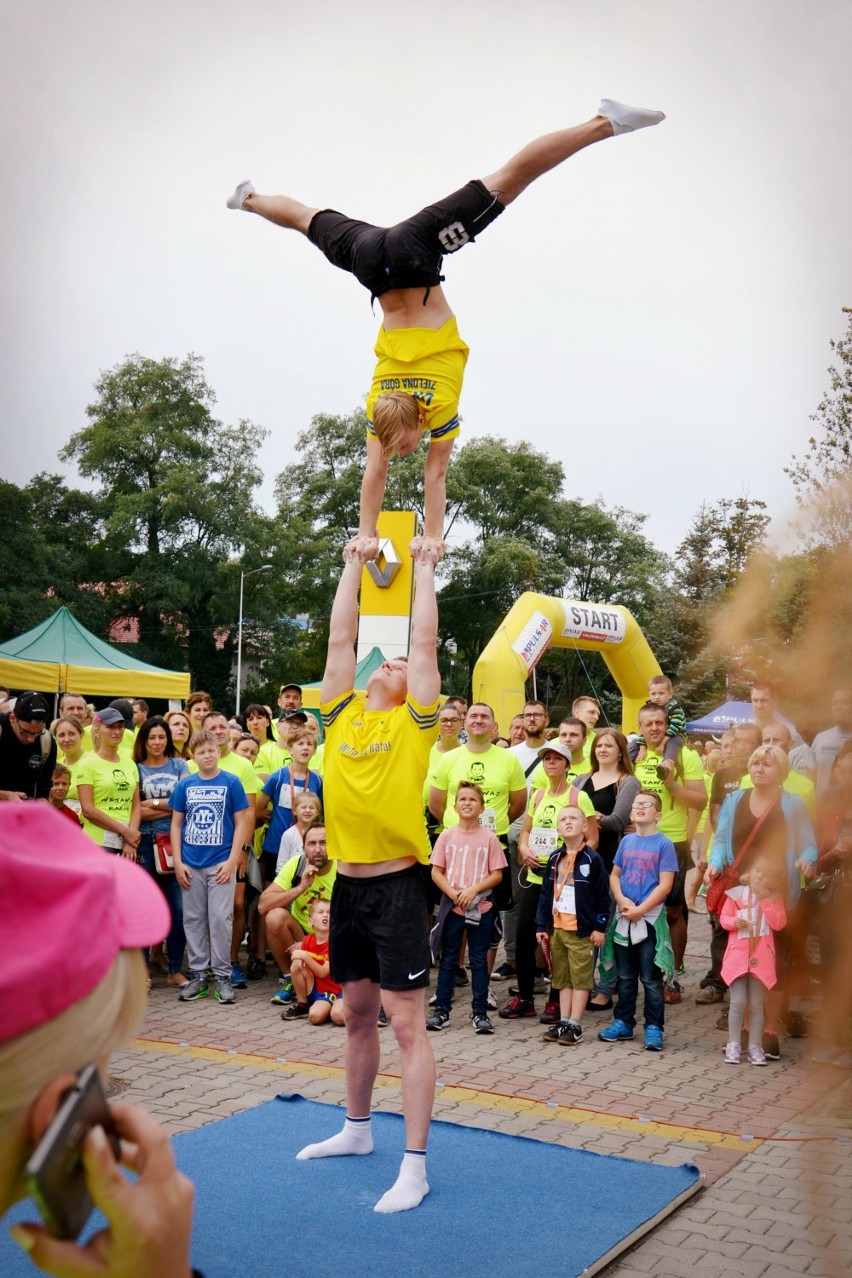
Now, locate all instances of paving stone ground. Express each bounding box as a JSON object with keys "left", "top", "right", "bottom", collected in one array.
[{"left": 113, "top": 922, "right": 852, "bottom": 1276}]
